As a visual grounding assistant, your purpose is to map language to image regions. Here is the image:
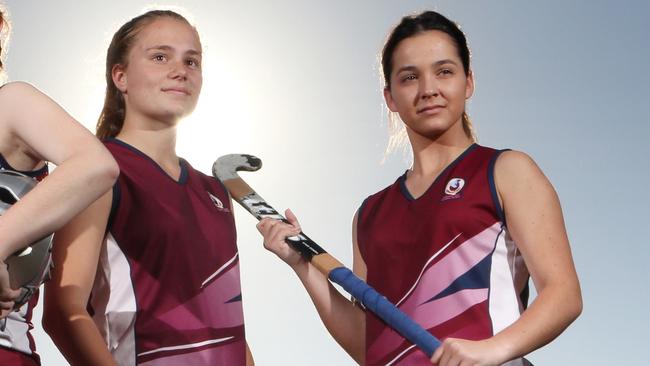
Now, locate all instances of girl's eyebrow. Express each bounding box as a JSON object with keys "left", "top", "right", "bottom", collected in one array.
[
  {"left": 146, "top": 45, "right": 174, "bottom": 52},
  {"left": 145, "top": 45, "right": 202, "bottom": 56},
  {"left": 395, "top": 59, "right": 459, "bottom": 74}
]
